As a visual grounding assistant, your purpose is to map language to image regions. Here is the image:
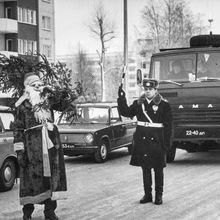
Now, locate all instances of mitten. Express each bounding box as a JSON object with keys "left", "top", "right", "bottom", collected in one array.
[{"left": 118, "top": 86, "right": 126, "bottom": 98}]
